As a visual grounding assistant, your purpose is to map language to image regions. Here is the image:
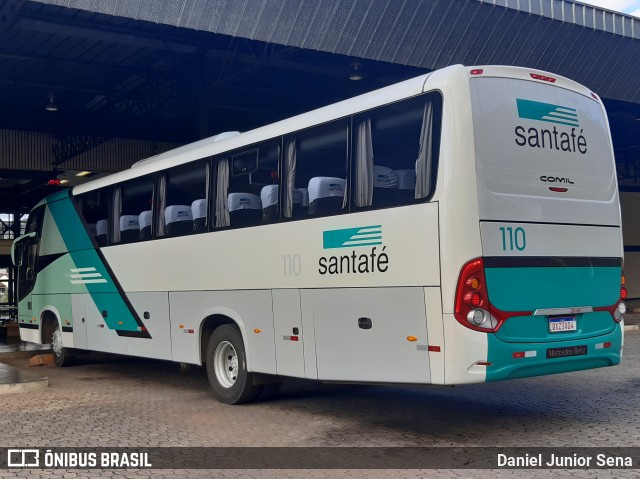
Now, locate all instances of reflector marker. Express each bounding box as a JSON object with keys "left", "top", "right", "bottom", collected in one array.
[
  {"left": 427, "top": 345, "right": 441, "bottom": 352},
  {"left": 282, "top": 335, "right": 299, "bottom": 341},
  {"left": 595, "top": 342, "right": 612, "bottom": 350},
  {"left": 513, "top": 350, "right": 537, "bottom": 358}
]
